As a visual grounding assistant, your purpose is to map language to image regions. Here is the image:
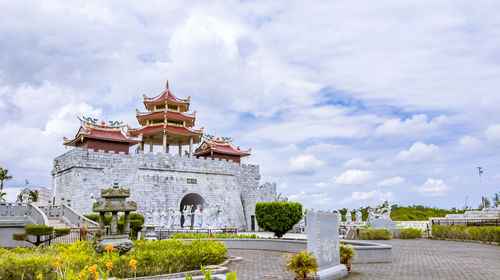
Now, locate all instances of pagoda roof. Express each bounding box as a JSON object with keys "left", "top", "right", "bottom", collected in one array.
[
  {"left": 64, "top": 118, "right": 139, "bottom": 146},
  {"left": 143, "top": 81, "right": 190, "bottom": 105},
  {"left": 136, "top": 110, "right": 195, "bottom": 122},
  {"left": 128, "top": 124, "right": 203, "bottom": 137},
  {"left": 194, "top": 138, "right": 251, "bottom": 157}
]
